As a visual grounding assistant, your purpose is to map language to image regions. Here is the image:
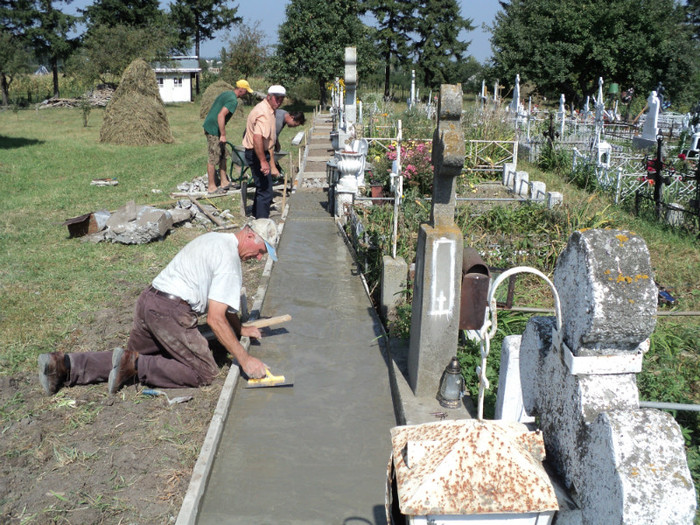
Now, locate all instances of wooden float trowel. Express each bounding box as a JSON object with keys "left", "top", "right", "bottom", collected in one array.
[{"left": 245, "top": 368, "right": 294, "bottom": 389}]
